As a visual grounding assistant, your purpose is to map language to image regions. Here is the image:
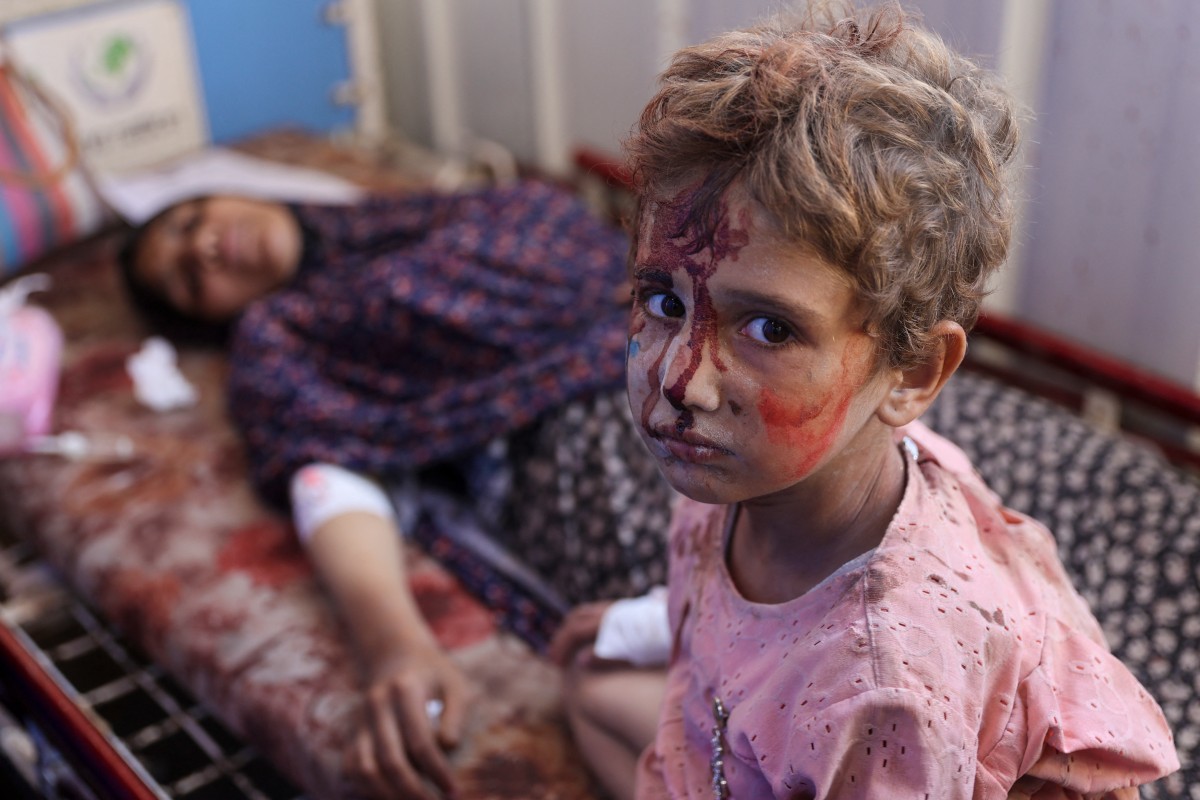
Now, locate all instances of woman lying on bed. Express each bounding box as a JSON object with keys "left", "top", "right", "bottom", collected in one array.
[{"left": 119, "top": 182, "right": 673, "bottom": 800}]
